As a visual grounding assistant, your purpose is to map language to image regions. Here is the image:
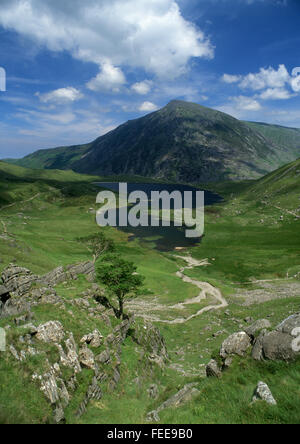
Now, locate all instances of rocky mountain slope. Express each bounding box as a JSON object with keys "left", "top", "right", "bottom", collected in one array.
[{"left": 6, "top": 101, "right": 300, "bottom": 183}]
